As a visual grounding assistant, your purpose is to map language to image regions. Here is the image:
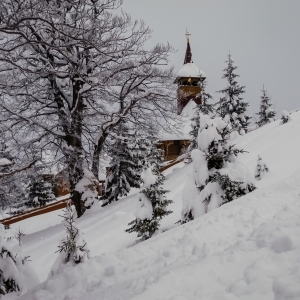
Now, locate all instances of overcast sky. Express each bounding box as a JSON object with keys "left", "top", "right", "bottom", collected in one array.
[{"left": 122, "top": 0, "right": 300, "bottom": 119}]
